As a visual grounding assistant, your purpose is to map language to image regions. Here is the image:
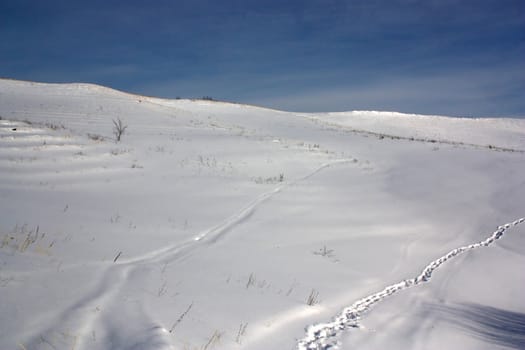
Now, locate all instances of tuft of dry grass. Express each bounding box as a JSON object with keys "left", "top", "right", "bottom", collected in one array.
[{"left": 306, "top": 289, "right": 320, "bottom": 306}]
